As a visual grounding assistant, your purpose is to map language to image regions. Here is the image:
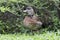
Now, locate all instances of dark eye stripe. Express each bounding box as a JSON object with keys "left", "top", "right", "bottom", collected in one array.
[{"left": 27, "top": 8, "right": 31, "bottom": 10}]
